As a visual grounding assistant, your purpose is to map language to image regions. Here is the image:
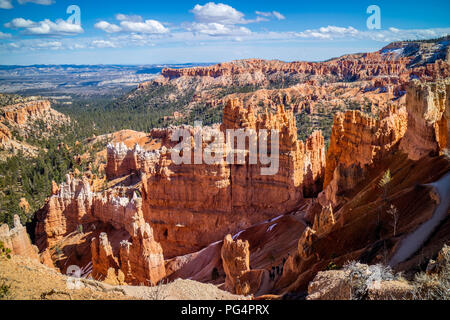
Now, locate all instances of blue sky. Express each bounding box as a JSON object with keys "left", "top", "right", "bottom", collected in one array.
[{"left": 0, "top": 0, "right": 449, "bottom": 65}]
